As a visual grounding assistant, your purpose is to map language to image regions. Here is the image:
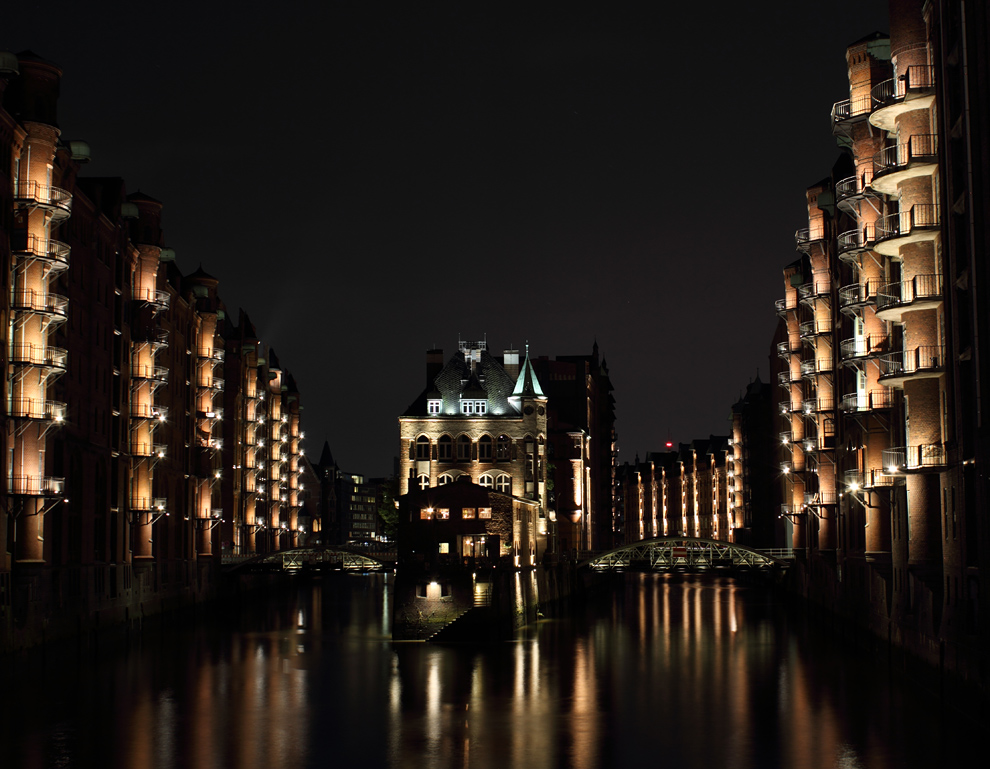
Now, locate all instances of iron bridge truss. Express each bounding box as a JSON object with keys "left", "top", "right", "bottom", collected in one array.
[
  {"left": 230, "top": 547, "right": 386, "bottom": 573},
  {"left": 580, "top": 537, "right": 785, "bottom": 573}
]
